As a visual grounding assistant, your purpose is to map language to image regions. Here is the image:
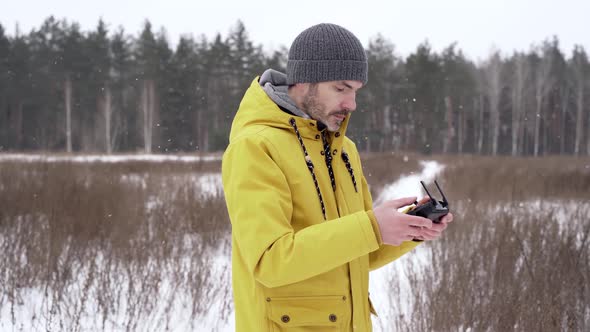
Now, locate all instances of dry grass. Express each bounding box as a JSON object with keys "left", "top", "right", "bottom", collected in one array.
[
  {"left": 0, "top": 159, "right": 229, "bottom": 331},
  {"left": 370, "top": 153, "right": 590, "bottom": 332},
  {"left": 1, "top": 153, "right": 589, "bottom": 331},
  {"left": 439, "top": 154, "right": 590, "bottom": 203},
  {"left": 393, "top": 201, "right": 590, "bottom": 332}
]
